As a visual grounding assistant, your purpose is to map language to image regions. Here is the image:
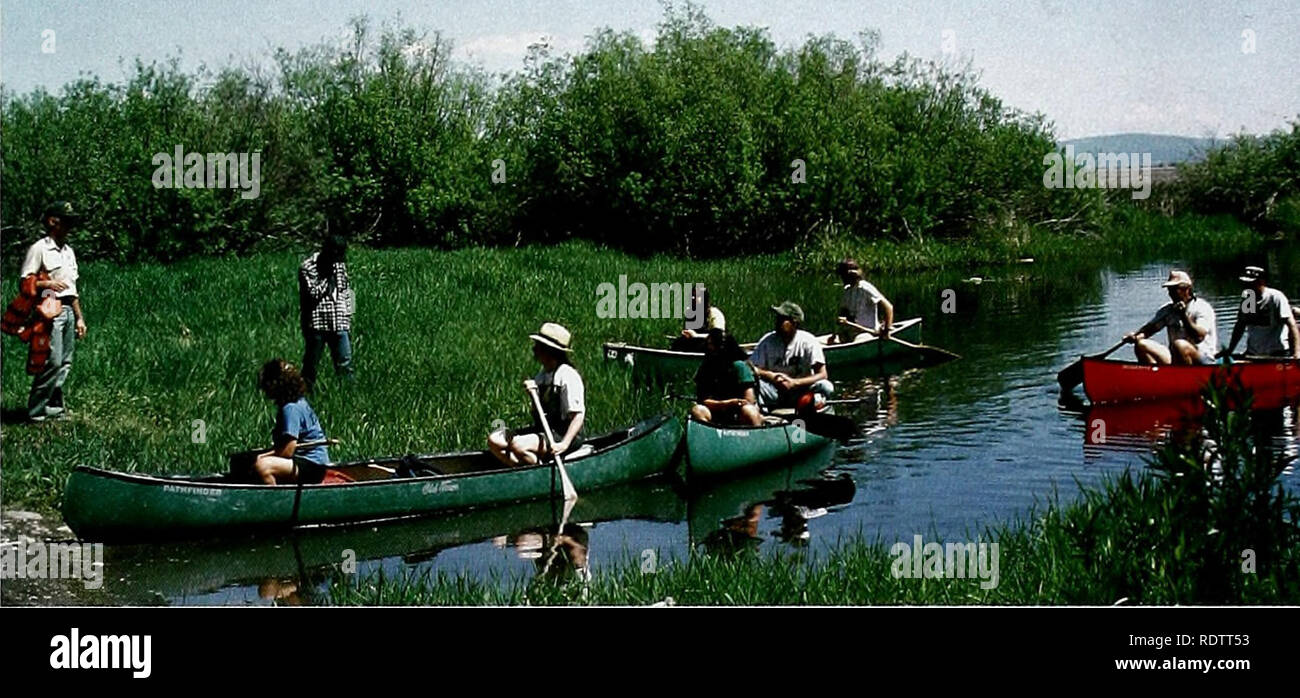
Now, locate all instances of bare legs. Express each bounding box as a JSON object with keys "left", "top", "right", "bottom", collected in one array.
[{"left": 1133, "top": 338, "right": 1203, "bottom": 365}]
